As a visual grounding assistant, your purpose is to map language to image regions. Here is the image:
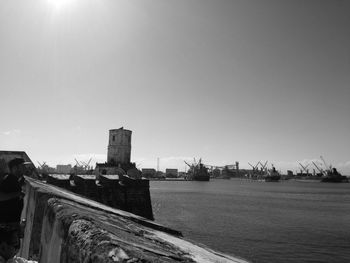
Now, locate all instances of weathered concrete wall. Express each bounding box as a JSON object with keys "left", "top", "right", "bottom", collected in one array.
[
  {"left": 45, "top": 174, "right": 154, "bottom": 220},
  {"left": 20, "top": 177, "right": 248, "bottom": 263},
  {"left": 119, "top": 176, "right": 153, "bottom": 220},
  {"left": 46, "top": 174, "right": 71, "bottom": 189},
  {"left": 73, "top": 174, "right": 98, "bottom": 200},
  {"left": 98, "top": 174, "right": 124, "bottom": 210}
]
